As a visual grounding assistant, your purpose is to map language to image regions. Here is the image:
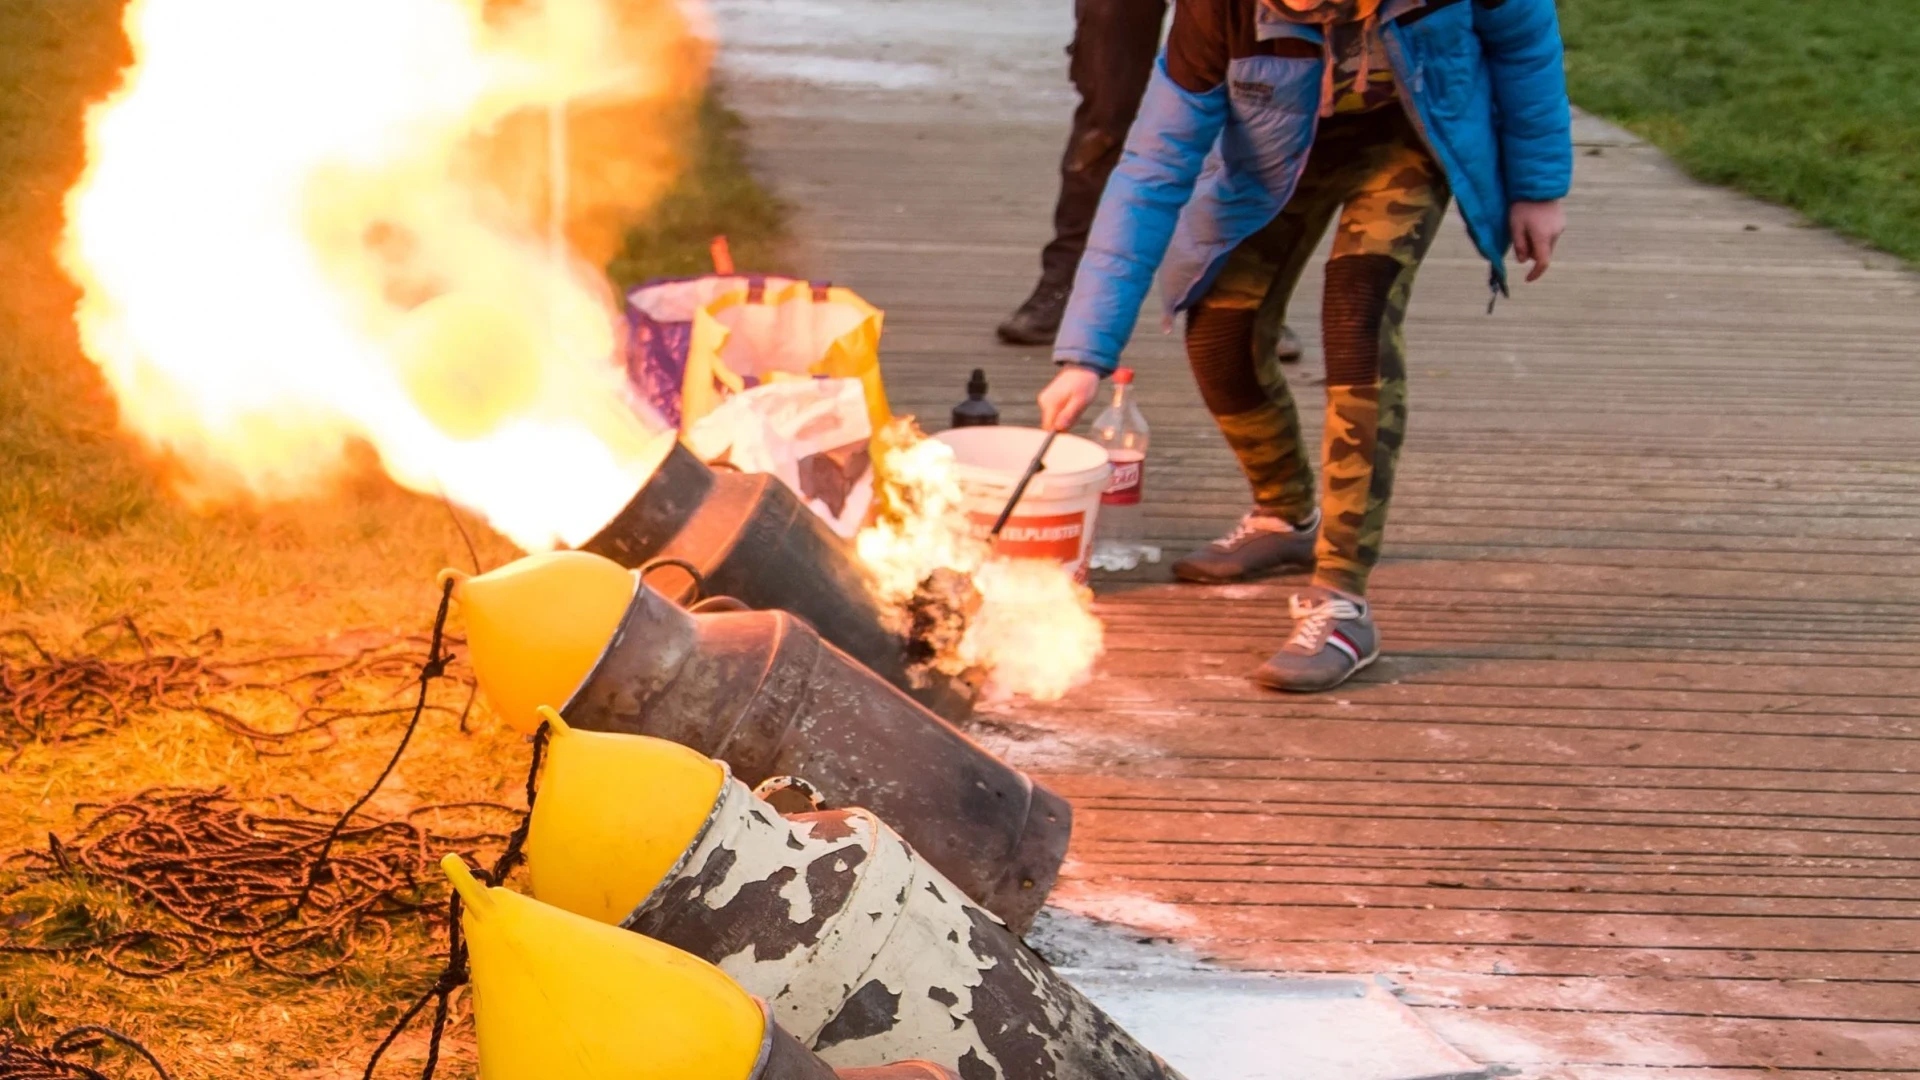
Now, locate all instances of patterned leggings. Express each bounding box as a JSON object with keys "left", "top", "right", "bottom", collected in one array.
[{"left": 1186, "top": 106, "right": 1449, "bottom": 596}]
